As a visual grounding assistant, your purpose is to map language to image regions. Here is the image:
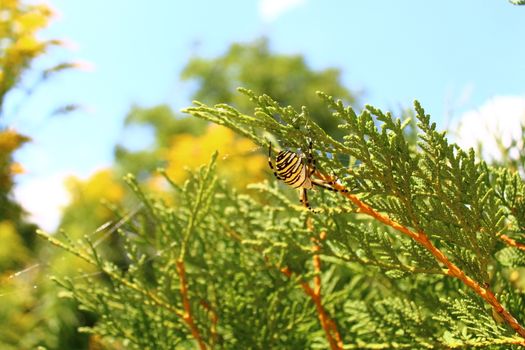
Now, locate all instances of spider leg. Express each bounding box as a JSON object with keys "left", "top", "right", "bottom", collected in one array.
[
  {"left": 311, "top": 178, "right": 349, "bottom": 193},
  {"left": 301, "top": 188, "right": 315, "bottom": 211},
  {"left": 306, "top": 140, "right": 317, "bottom": 177},
  {"left": 326, "top": 175, "right": 355, "bottom": 193},
  {"left": 301, "top": 188, "right": 321, "bottom": 213},
  {"left": 268, "top": 142, "right": 275, "bottom": 170}
]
